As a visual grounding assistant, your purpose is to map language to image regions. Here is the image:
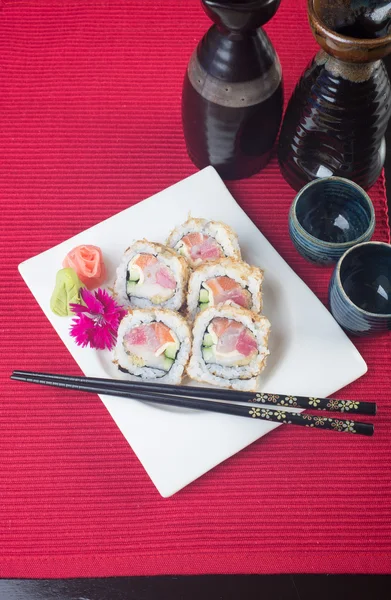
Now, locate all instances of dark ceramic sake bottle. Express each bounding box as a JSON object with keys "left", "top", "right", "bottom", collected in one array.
[
  {"left": 278, "top": 0, "right": 391, "bottom": 191},
  {"left": 182, "top": 0, "right": 283, "bottom": 180}
]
